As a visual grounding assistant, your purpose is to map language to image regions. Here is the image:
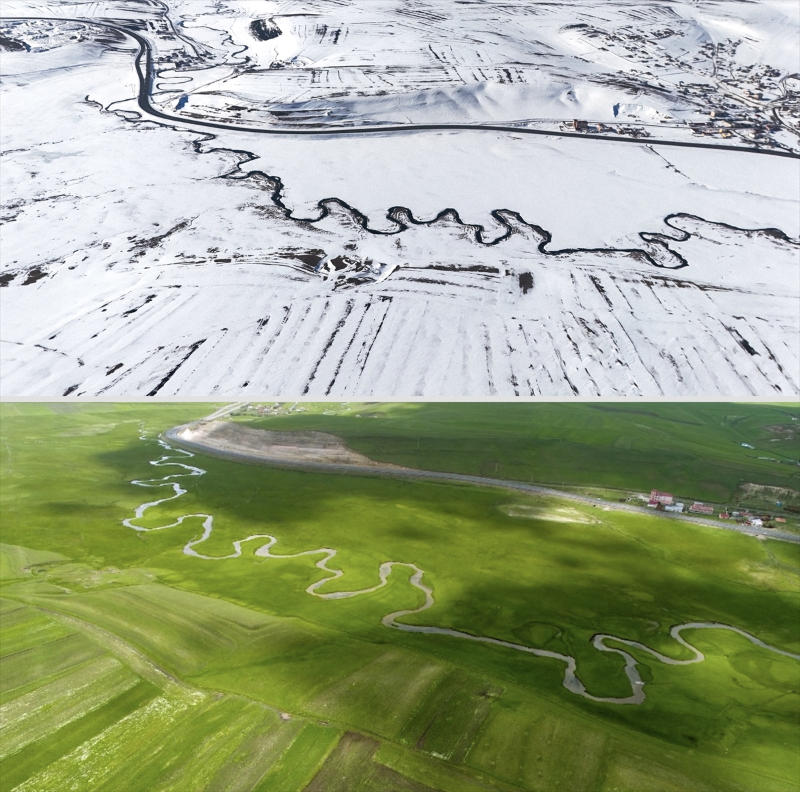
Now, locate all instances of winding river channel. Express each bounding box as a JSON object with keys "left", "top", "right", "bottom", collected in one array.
[{"left": 124, "top": 437, "right": 800, "bottom": 705}]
